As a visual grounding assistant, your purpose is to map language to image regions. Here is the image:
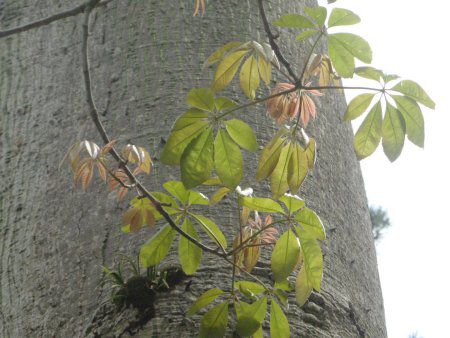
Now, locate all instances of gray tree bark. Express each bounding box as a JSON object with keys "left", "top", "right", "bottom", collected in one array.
[{"left": 0, "top": 0, "right": 386, "bottom": 337}]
